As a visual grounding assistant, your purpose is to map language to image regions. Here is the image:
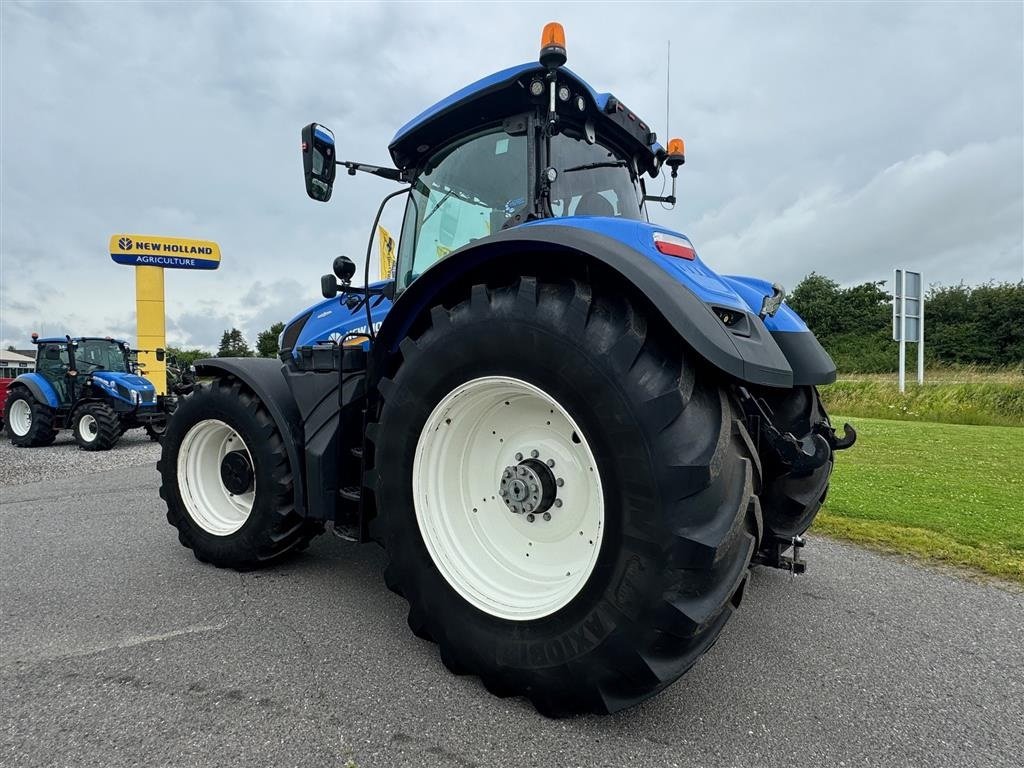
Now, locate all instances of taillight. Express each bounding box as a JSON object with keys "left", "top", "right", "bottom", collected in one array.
[{"left": 653, "top": 232, "right": 696, "bottom": 260}]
